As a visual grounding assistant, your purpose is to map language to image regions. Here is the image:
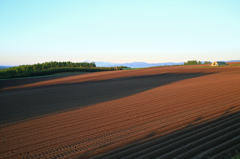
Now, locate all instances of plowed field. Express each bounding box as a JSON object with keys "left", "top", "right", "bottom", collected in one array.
[{"left": 0, "top": 64, "right": 240, "bottom": 159}]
